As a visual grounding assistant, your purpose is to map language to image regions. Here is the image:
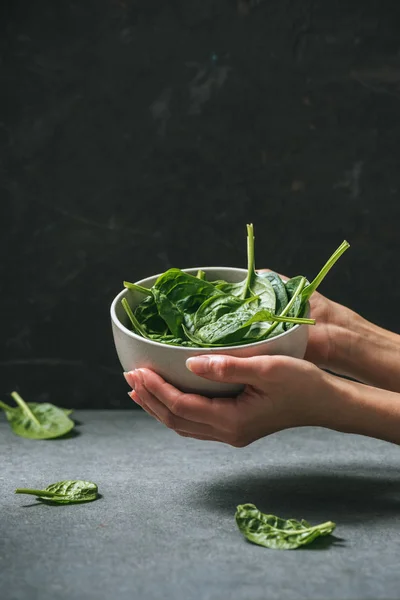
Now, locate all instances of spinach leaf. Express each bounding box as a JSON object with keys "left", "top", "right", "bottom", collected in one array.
[
  {"left": 122, "top": 298, "right": 152, "bottom": 338},
  {"left": 152, "top": 269, "right": 224, "bottom": 337},
  {"left": 253, "top": 276, "right": 307, "bottom": 340},
  {"left": 192, "top": 294, "right": 259, "bottom": 332},
  {"left": 154, "top": 268, "right": 222, "bottom": 312},
  {"left": 133, "top": 295, "right": 168, "bottom": 336},
  {"left": 152, "top": 287, "right": 185, "bottom": 337},
  {"left": 0, "top": 392, "right": 75, "bottom": 440},
  {"left": 190, "top": 306, "right": 257, "bottom": 346},
  {"left": 259, "top": 271, "right": 288, "bottom": 314},
  {"left": 282, "top": 275, "right": 309, "bottom": 331},
  {"left": 124, "top": 282, "right": 168, "bottom": 335},
  {"left": 15, "top": 480, "right": 99, "bottom": 504},
  {"left": 235, "top": 503, "right": 336, "bottom": 550}
]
